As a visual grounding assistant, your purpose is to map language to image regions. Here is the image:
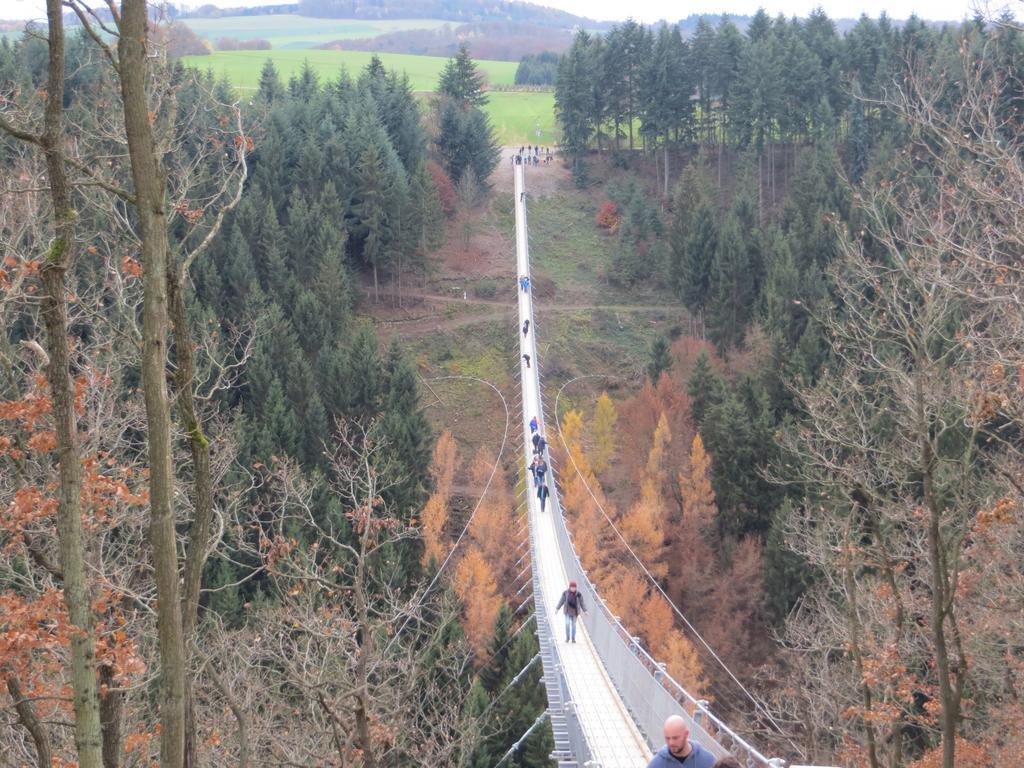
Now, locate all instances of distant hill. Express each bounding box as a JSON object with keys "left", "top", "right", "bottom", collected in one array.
[
  {"left": 296, "top": 0, "right": 597, "bottom": 28},
  {"left": 327, "top": 20, "right": 574, "bottom": 60},
  {"left": 181, "top": 0, "right": 600, "bottom": 28}
]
